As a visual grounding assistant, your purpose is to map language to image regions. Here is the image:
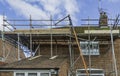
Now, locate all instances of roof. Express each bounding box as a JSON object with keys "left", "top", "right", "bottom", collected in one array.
[
  {"left": 0, "top": 55, "right": 68, "bottom": 69},
  {"left": 5, "top": 25, "right": 118, "bottom": 34}
]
